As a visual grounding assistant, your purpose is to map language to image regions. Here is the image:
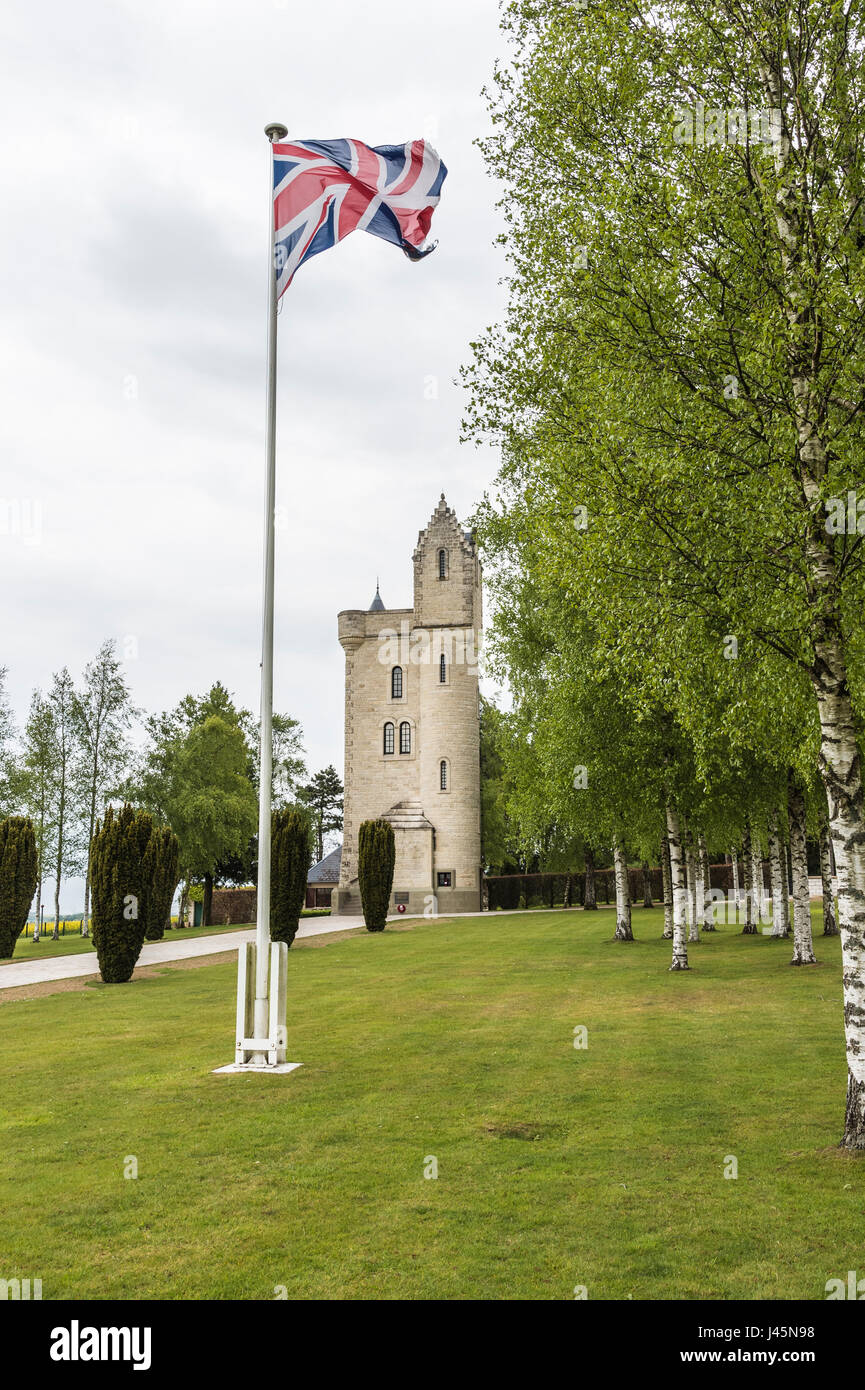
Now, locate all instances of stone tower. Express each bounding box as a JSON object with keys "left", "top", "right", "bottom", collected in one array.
[{"left": 332, "top": 495, "right": 483, "bottom": 916}]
